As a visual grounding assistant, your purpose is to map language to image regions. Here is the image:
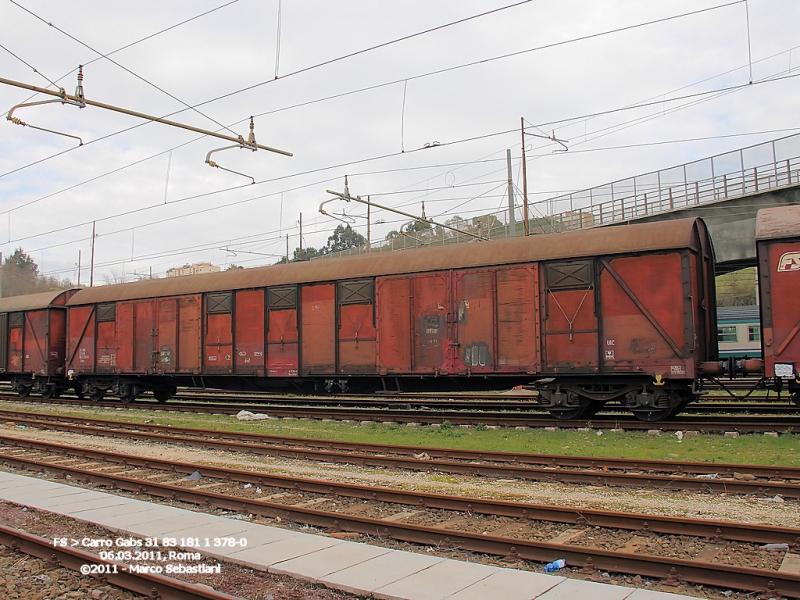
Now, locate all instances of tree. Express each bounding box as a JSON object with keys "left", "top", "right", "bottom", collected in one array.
[
  {"left": 324, "top": 224, "right": 365, "bottom": 254},
  {"left": 716, "top": 268, "right": 757, "bottom": 307},
  {"left": 226, "top": 264, "right": 245, "bottom": 271},
  {"left": 1, "top": 248, "right": 73, "bottom": 297},
  {"left": 291, "top": 247, "right": 321, "bottom": 261}
]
